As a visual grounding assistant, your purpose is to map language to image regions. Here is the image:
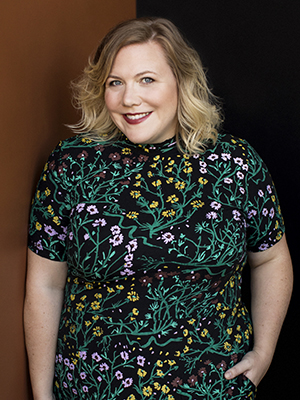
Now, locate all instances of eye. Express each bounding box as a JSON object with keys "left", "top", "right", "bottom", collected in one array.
[
  {"left": 141, "top": 77, "right": 154, "bottom": 84},
  {"left": 107, "top": 80, "right": 122, "bottom": 87}
]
